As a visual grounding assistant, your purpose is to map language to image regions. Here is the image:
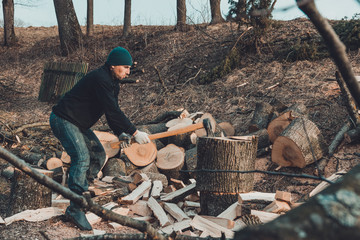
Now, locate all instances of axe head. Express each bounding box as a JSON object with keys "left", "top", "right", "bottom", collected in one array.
[{"left": 203, "top": 118, "right": 214, "bottom": 137}]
